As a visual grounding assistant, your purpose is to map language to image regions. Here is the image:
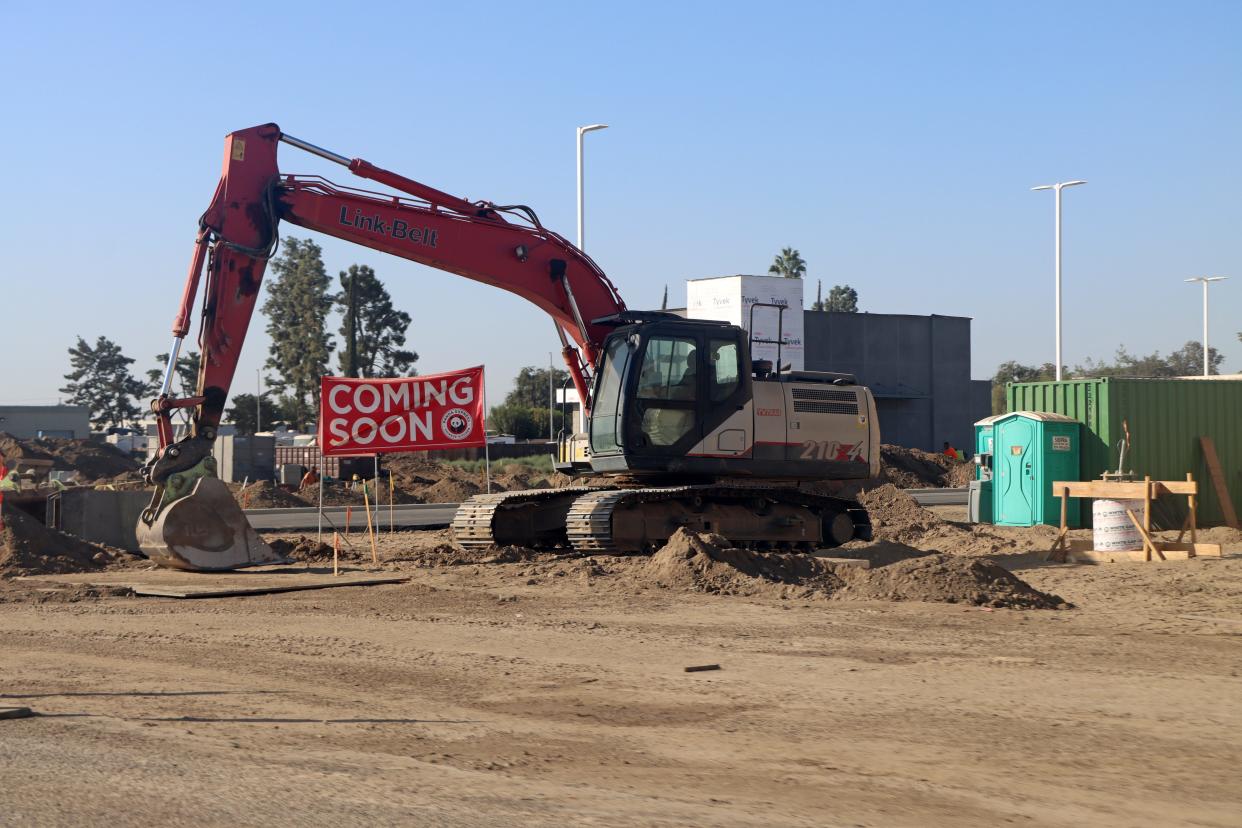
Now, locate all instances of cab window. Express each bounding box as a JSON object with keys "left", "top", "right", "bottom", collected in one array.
[
  {"left": 709, "top": 339, "right": 739, "bottom": 402},
  {"left": 637, "top": 337, "right": 698, "bottom": 401},
  {"left": 588, "top": 336, "right": 630, "bottom": 453}
]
